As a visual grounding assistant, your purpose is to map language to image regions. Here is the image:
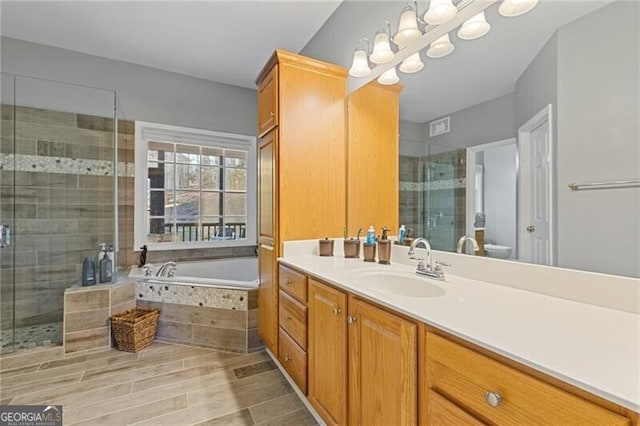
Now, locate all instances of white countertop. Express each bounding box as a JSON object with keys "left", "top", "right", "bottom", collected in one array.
[{"left": 278, "top": 254, "right": 640, "bottom": 412}]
